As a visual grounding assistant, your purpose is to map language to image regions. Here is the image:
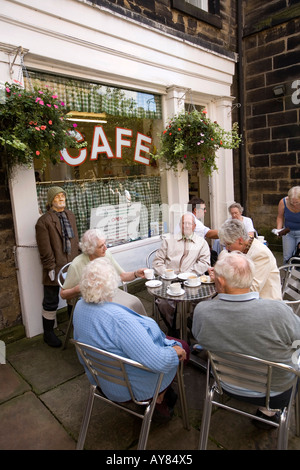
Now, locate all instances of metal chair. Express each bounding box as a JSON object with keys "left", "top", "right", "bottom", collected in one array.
[
  {"left": 145, "top": 249, "right": 161, "bottom": 322},
  {"left": 58, "top": 262, "right": 79, "bottom": 350},
  {"left": 71, "top": 339, "right": 190, "bottom": 450},
  {"left": 146, "top": 249, "right": 158, "bottom": 269},
  {"left": 199, "top": 350, "right": 300, "bottom": 450},
  {"left": 278, "top": 263, "right": 300, "bottom": 316}
]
